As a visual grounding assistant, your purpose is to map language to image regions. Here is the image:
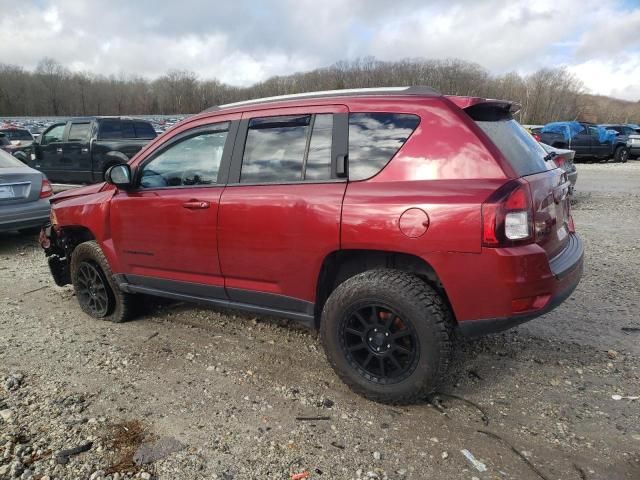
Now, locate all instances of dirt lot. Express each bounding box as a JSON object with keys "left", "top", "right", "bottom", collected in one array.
[{"left": 1, "top": 162, "right": 639, "bottom": 480}]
